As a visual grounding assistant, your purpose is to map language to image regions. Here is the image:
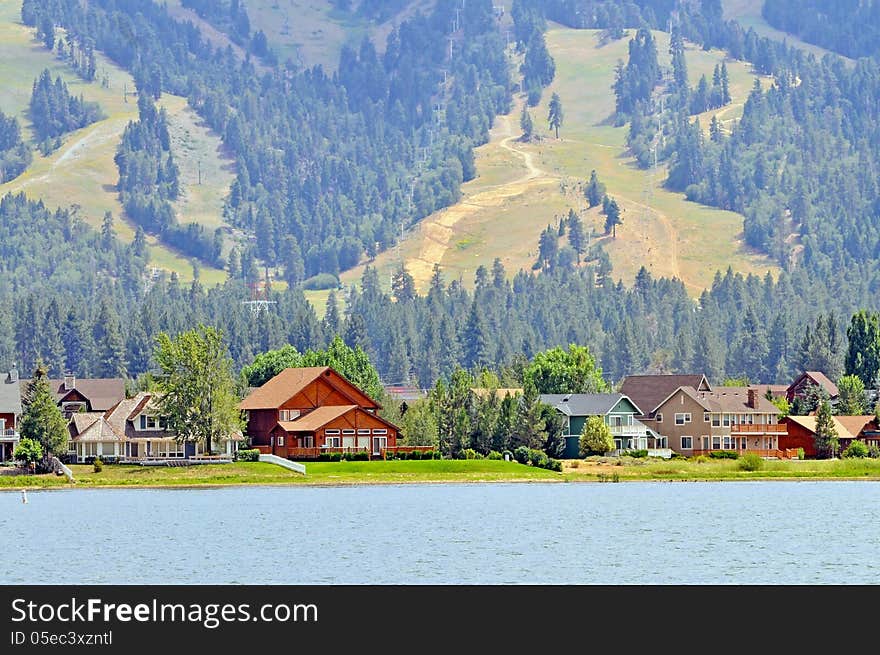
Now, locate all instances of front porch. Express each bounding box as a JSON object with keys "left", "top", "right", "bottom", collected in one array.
[{"left": 0, "top": 429, "right": 19, "bottom": 461}]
